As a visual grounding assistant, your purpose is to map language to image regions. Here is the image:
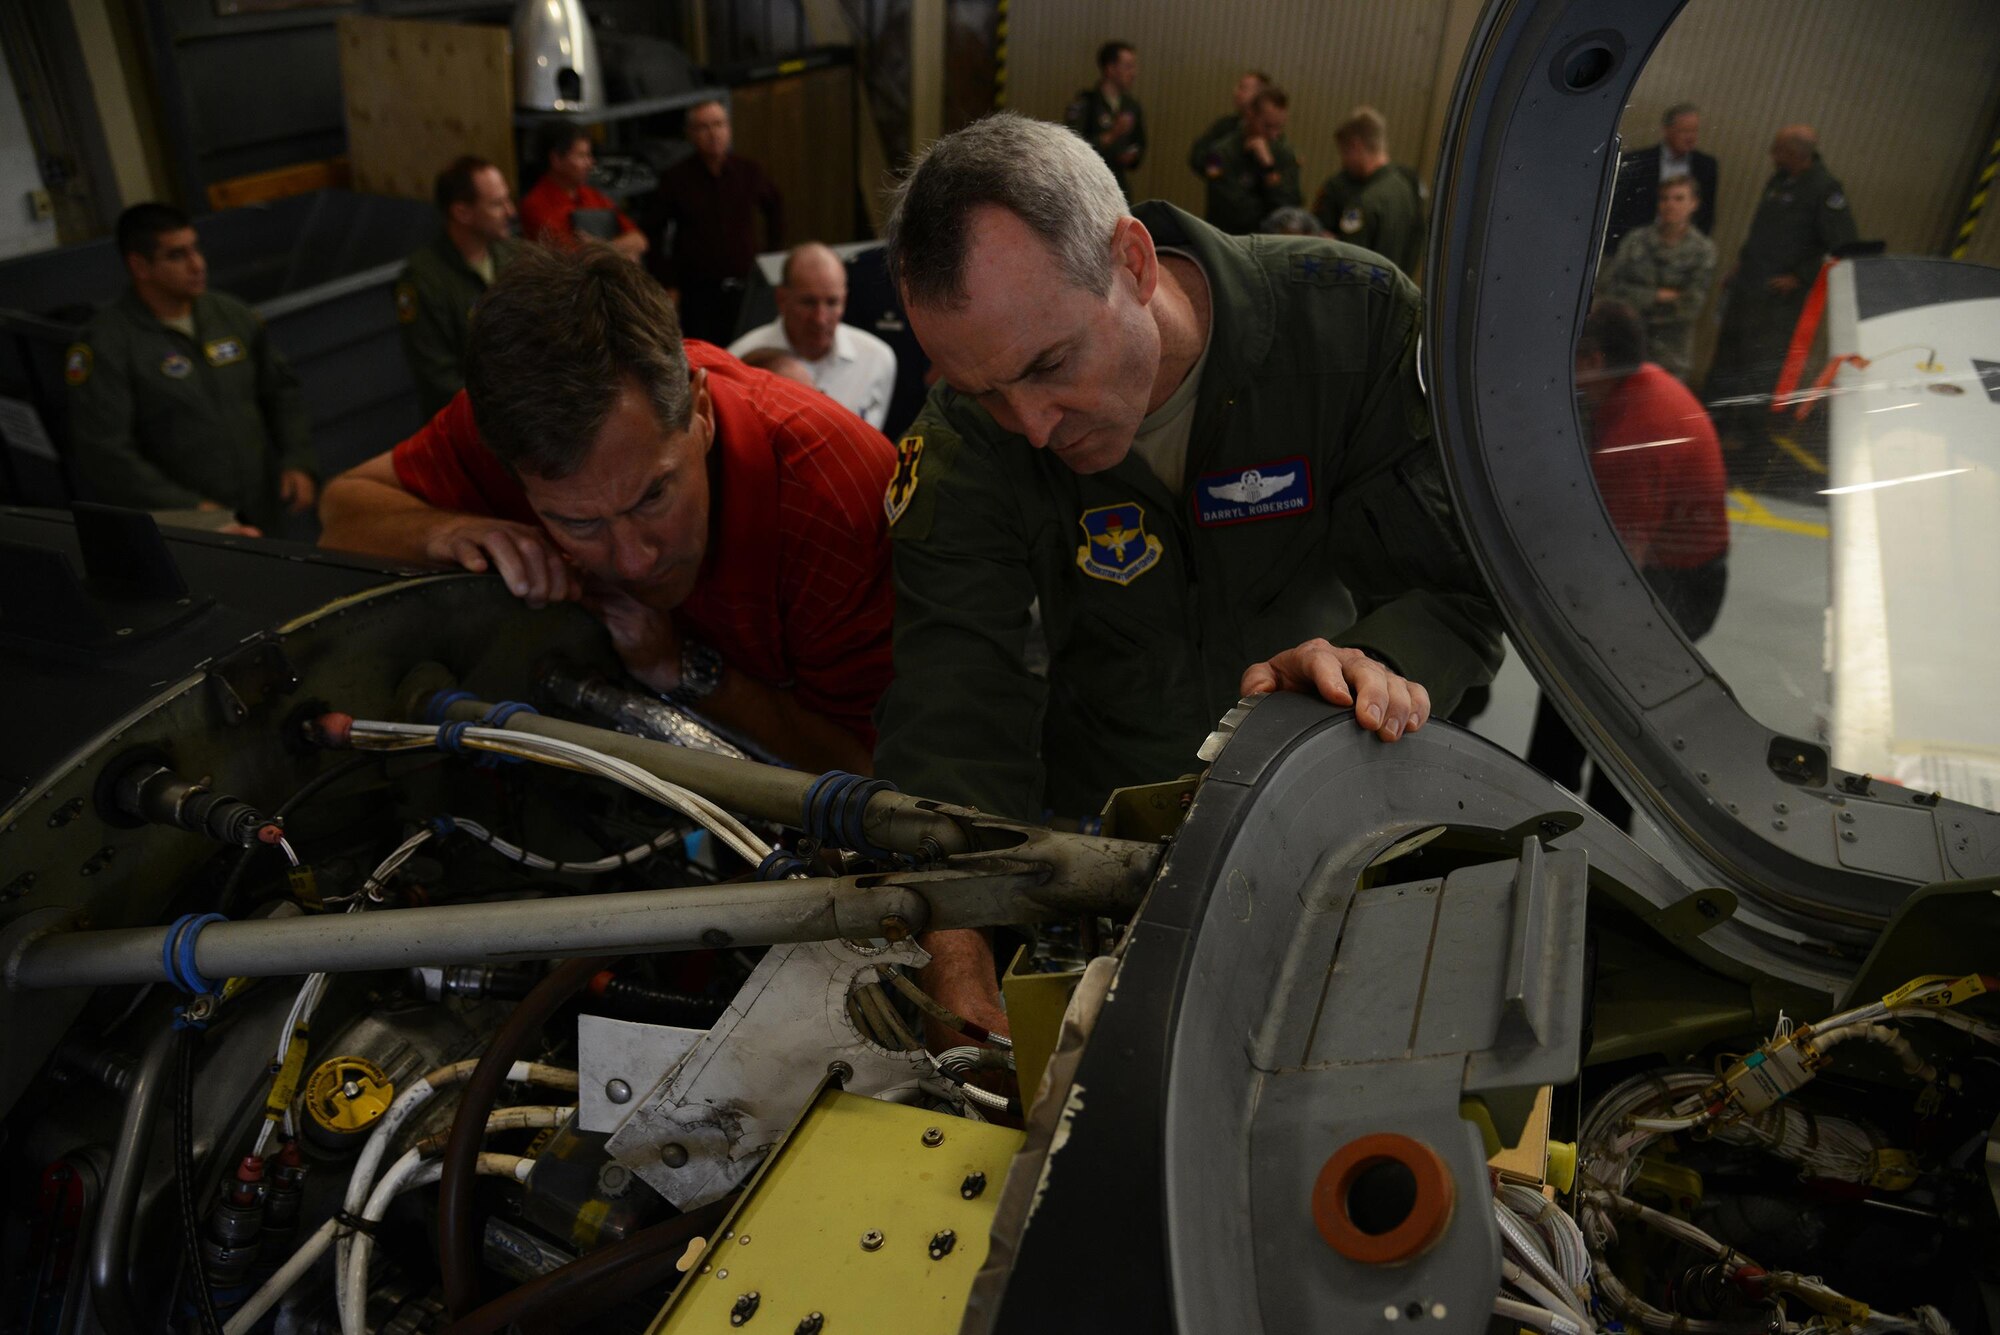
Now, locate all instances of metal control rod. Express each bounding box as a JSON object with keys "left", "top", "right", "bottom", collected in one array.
[
  {"left": 426, "top": 694, "right": 979, "bottom": 857},
  {"left": 10, "top": 880, "right": 931, "bottom": 990}
]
